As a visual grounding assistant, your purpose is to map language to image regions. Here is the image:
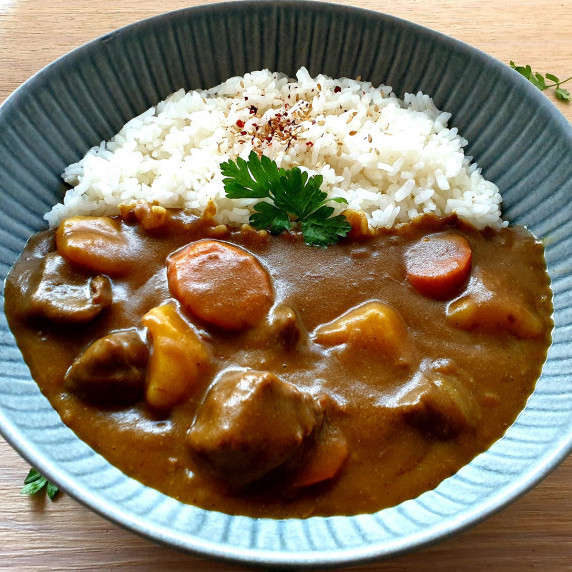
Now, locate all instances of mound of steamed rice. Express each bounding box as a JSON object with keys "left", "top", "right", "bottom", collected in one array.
[{"left": 46, "top": 68, "right": 504, "bottom": 230}]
